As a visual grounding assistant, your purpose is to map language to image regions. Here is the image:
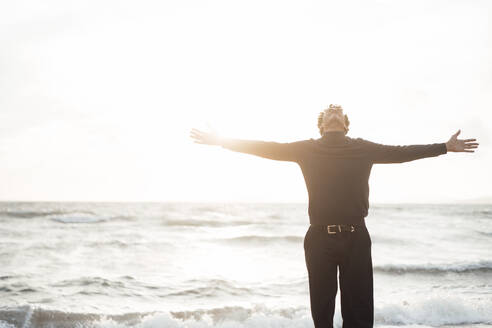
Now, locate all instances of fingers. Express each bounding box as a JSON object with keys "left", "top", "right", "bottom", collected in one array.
[
  {"left": 463, "top": 141, "right": 479, "bottom": 150},
  {"left": 190, "top": 128, "right": 204, "bottom": 135},
  {"left": 453, "top": 129, "right": 461, "bottom": 137},
  {"left": 461, "top": 141, "right": 477, "bottom": 152},
  {"left": 190, "top": 128, "right": 212, "bottom": 145},
  {"left": 458, "top": 137, "right": 479, "bottom": 152},
  {"left": 190, "top": 130, "right": 204, "bottom": 143},
  {"left": 190, "top": 130, "right": 201, "bottom": 137},
  {"left": 190, "top": 129, "right": 207, "bottom": 138},
  {"left": 191, "top": 127, "right": 215, "bottom": 134},
  {"left": 190, "top": 128, "right": 215, "bottom": 139}
]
